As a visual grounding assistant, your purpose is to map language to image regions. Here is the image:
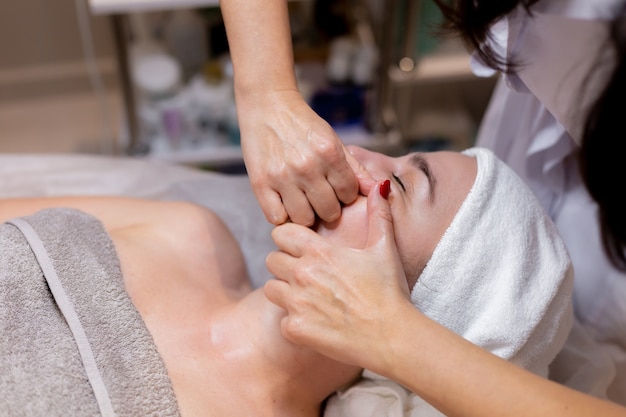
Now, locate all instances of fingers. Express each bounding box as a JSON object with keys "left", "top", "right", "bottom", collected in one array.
[
  {"left": 259, "top": 161, "right": 356, "bottom": 226},
  {"left": 301, "top": 180, "right": 342, "bottom": 224},
  {"left": 263, "top": 278, "right": 315, "bottom": 347},
  {"left": 263, "top": 185, "right": 409, "bottom": 365},
  {"left": 366, "top": 180, "right": 396, "bottom": 249},
  {"left": 286, "top": 137, "right": 357, "bottom": 224},
  {"left": 279, "top": 184, "right": 317, "bottom": 227},
  {"left": 344, "top": 149, "right": 376, "bottom": 197},
  {"left": 265, "top": 250, "right": 295, "bottom": 285},
  {"left": 252, "top": 152, "right": 347, "bottom": 226},
  {"left": 263, "top": 277, "right": 290, "bottom": 310},
  {"left": 255, "top": 182, "right": 318, "bottom": 227},
  {"left": 240, "top": 95, "right": 373, "bottom": 226},
  {"left": 275, "top": 145, "right": 370, "bottom": 225},
  {"left": 264, "top": 223, "right": 325, "bottom": 330},
  {"left": 266, "top": 228, "right": 305, "bottom": 281},
  {"left": 255, "top": 187, "right": 290, "bottom": 225},
  {"left": 270, "top": 222, "right": 318, "bottom": 255},
  {"left": 323, "top": 144, "right": 360, "bottom": 208},
  {"left": 367, "top": 180, "right": 411, "bottom": 295}
]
